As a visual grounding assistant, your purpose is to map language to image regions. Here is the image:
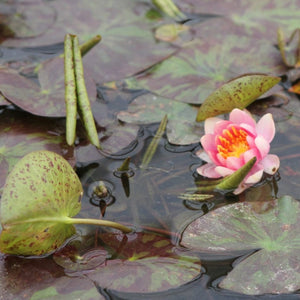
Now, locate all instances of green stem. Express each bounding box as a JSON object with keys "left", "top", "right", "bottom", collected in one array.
[
  {"left": 80, "top": 35, "right": 102, "bottom": 56},
  {"left": 73, "top": 35, "right": 101, "bottom": 148},
  {"left": 68, "top": 217, "right": 132, "bottom": 233},
  {"left": 140, "top": 115, "right": 167, "bottom": 169},
  {"left": 64, "top": 34, "right": 77, "bottom": 146}
]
